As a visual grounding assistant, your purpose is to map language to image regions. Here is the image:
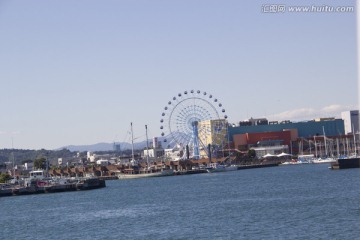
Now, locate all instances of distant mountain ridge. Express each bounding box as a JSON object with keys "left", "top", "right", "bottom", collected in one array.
[
  {"left": 61, "top": 142, "right": 138, "bottom": 152},
  {"left": 59, "top": 136, "right": 175, "bottom": 152}
]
